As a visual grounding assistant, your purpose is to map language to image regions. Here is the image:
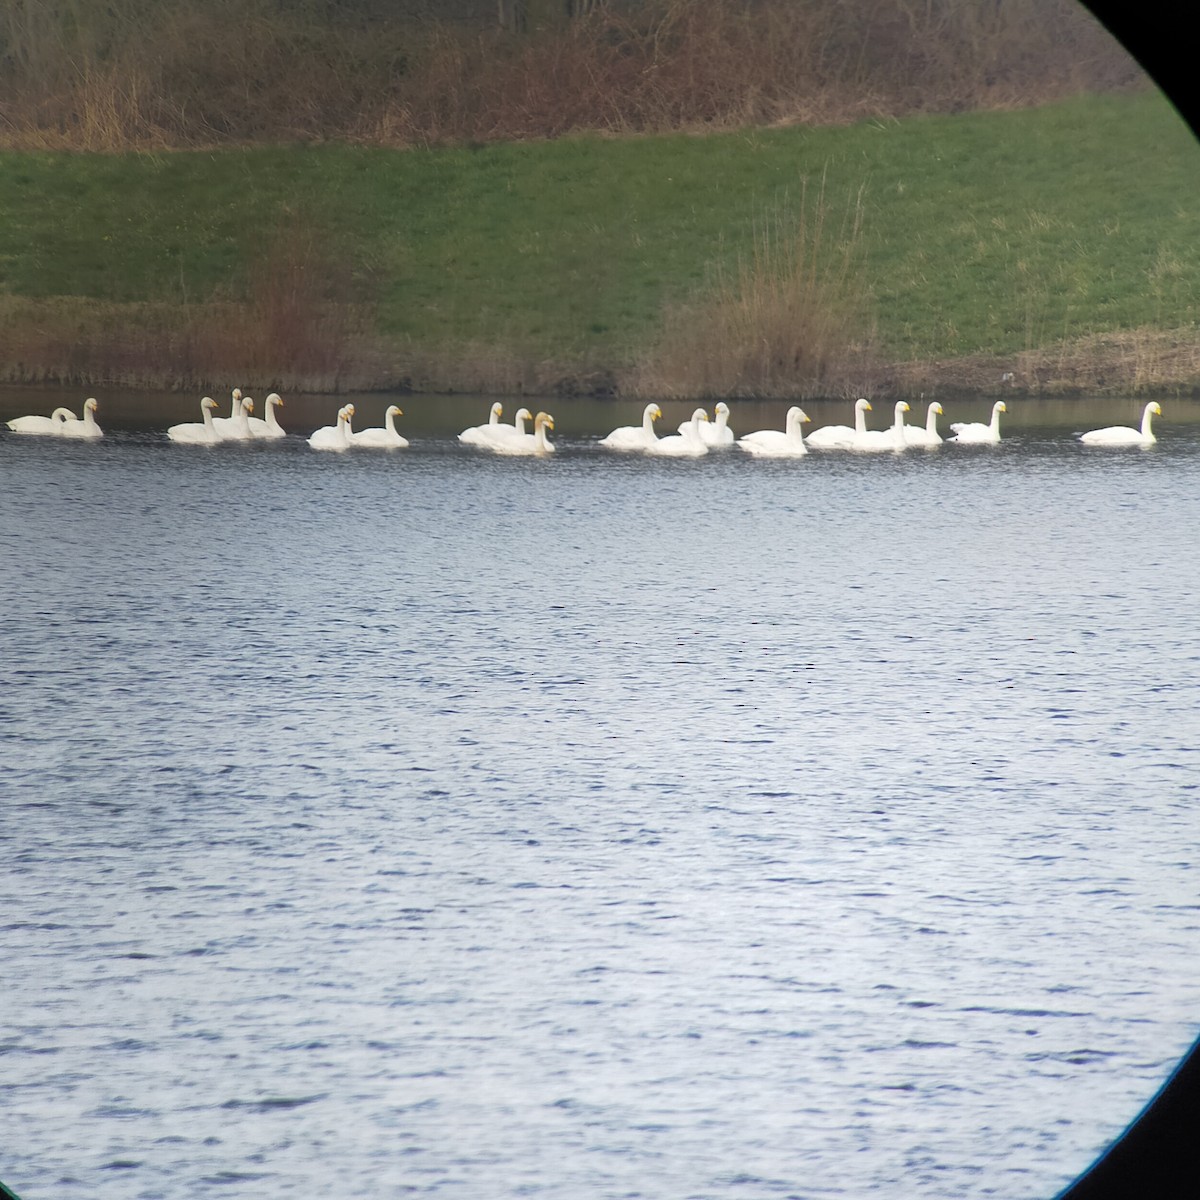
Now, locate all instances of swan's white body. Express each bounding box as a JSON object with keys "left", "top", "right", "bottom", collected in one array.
[
  {"left": 58, "top": 397, "right": 103, "bottom": 440},
  {"left": 247, "top": 392, "right": 287, "bottom": 439},
  {"left": 308, "top": 404, "right": 355, "bottom": 451},
  {"left": 168, "top": 397, "right": 222, "bottom": 445},
  {"left": 738, "top": 407, "right": 810, "bottom": 457},
  {"left": 6, "top": 406, "right": 77, "bottom": 435},
  {"left": 212, "top": 387, "right": 246, "bottom": 438},
  {"left": 647, "top": 409, "right": 709, "bottom": 457},
  {"left": 806, "top": 398, "right": 873, "bottom": 449},
  {"left": 213, "top": 396, "right": 254, "bottom": 442},
  {"left": 489, "top": 411, "right": 555, "bottom": 456},
  {"left": 600, "top": 403, "right": 662, "bottom": 451},
  {"left": 486, "top": 408, "right": 533, "bottom": 447},
  {"left": 904, "top": 402, "right": 944, "bottom": 446},
  {"left": 459, "top": 402, "right": 506, "bottom": 446},
  {"left": 852, "top": 401, "right": 911, "bottom": 452},
  {"left": 680, "top": 401, "right": 734, "bottom": 447},
  {"left": 1079, "top": 402, "right": 1161, "bottom": 446},
  {"left": 950, "top": 401, "right": 1007, "bottom": 444},
  {"left": 353, "top": 404, "right": 409, "bottom": 448}
]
